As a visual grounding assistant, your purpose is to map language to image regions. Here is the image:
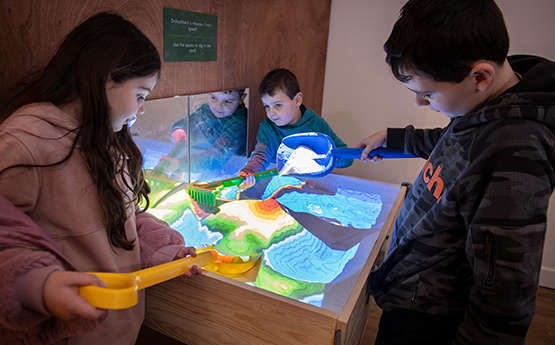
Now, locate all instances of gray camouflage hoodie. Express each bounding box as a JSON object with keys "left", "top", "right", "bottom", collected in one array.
[{"left": 368, "top": 55, "right": 555, "bottom": 345}]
